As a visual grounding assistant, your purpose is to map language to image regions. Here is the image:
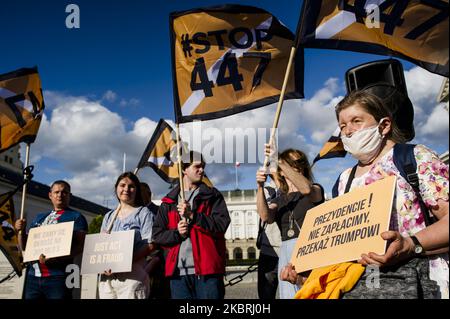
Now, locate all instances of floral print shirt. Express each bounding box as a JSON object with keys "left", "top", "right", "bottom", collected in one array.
[{"left": 337, "top": 144, "right": 449, "bottom": 299}]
